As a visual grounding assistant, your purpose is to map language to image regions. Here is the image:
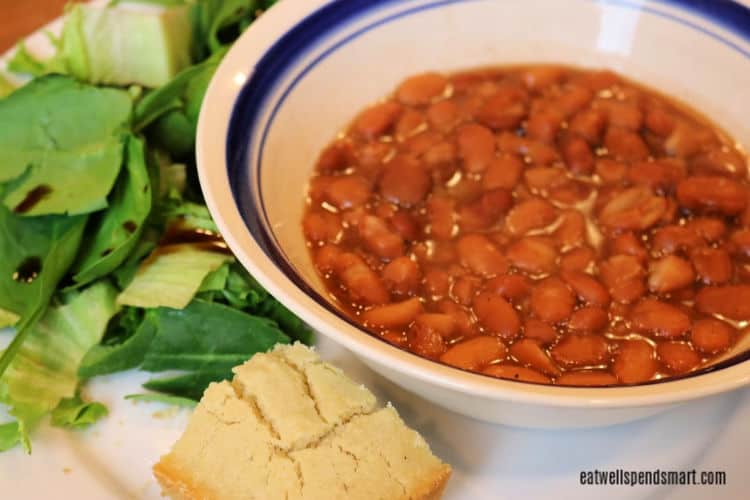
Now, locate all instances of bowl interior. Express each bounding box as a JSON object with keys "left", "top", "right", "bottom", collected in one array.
[{"left": 229, "top": 0, "right": 750, "bottom": 374}]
